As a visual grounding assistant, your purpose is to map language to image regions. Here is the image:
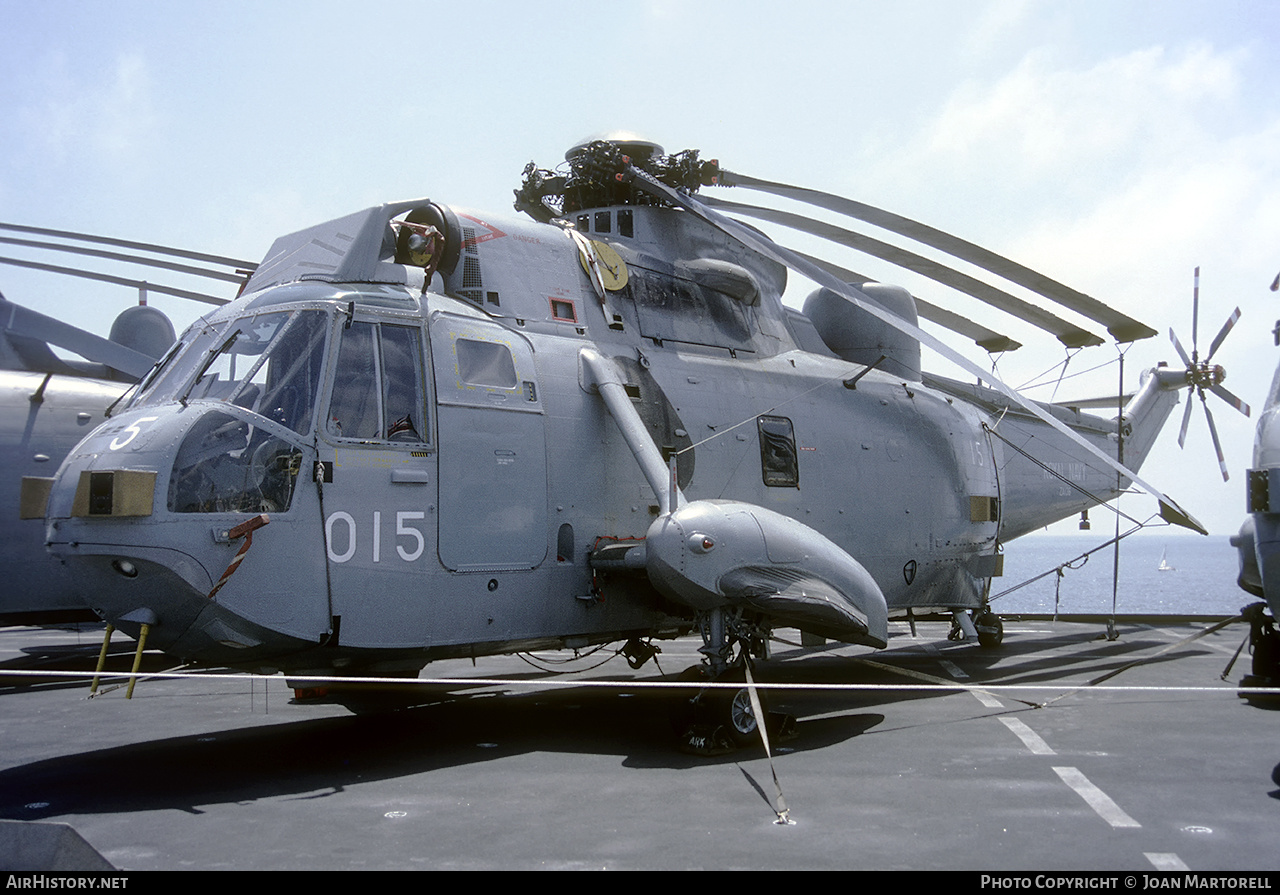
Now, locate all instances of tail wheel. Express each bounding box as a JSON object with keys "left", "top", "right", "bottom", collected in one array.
[{"left": 975, "top": 610, "right": 1004, "bottom": 648}]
